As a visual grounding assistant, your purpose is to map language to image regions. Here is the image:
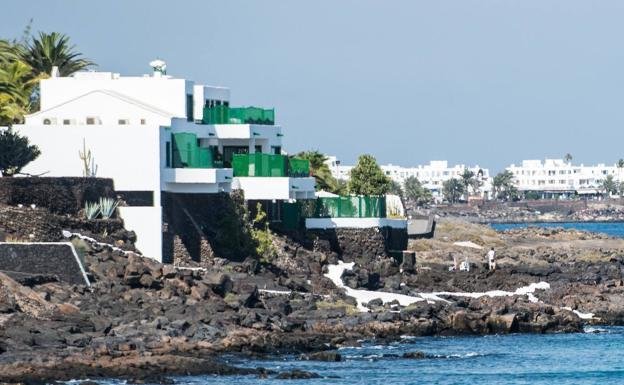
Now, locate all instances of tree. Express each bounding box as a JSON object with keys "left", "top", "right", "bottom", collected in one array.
[
  {"left": 492, "top": 170, "right": 519, "bottom": 201},
  {"left": 460, "top": 168, "right": 481, "bottom": 196},
  {"left": 388, "top": 180, "right": 403, "bottom": 198},
  {"left": 22, "top": 32, "right": 94, "bottom": 77},
  {"left": 295, "top": 150, "right": 343, "bottom": 194},
  {"left": 0, "top": 29, "right": 94, "bottom": 125},
  {"left": 618, "top": 159, "right": 624, "bottom": 169},
  {"left": 0, "top": 128, "right": 41, "bottom": 176},
  {"left": 403, "top": 176, "right": 432, "bottom": 206},
  {"left": 347, "top": 154, "right": 392, "bottom": 195},
  {"left": 0, "top": 60, "right": 44, "bottom": 125},
  {"left": 442, "top": 178, "right": 465, "bottom": 203},
  {"left": 601, "top": 175, "right": 618, "bottom": 198},
  {"left": 564, "top": 153, "right": 573, "bottom": 163}
]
